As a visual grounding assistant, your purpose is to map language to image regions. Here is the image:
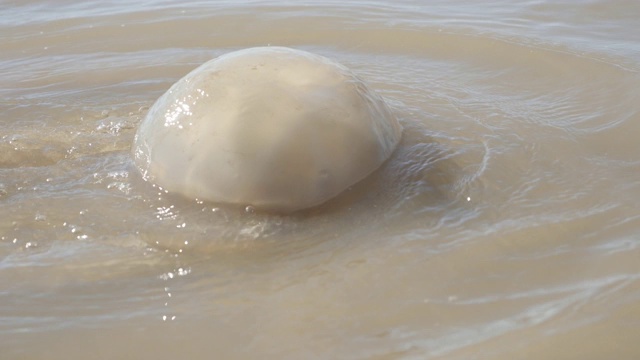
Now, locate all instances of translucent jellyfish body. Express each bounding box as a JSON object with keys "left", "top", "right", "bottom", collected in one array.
[{"left": 133, "top": 47, "right": 401, "bottom": 212}]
